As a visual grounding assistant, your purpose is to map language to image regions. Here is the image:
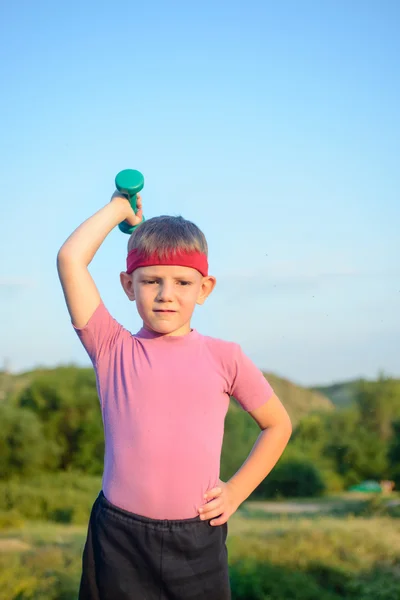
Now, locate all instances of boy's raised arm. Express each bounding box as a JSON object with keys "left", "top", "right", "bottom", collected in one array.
[{"left": 57, "top": 194, "right": 142, "bottom": 328}]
